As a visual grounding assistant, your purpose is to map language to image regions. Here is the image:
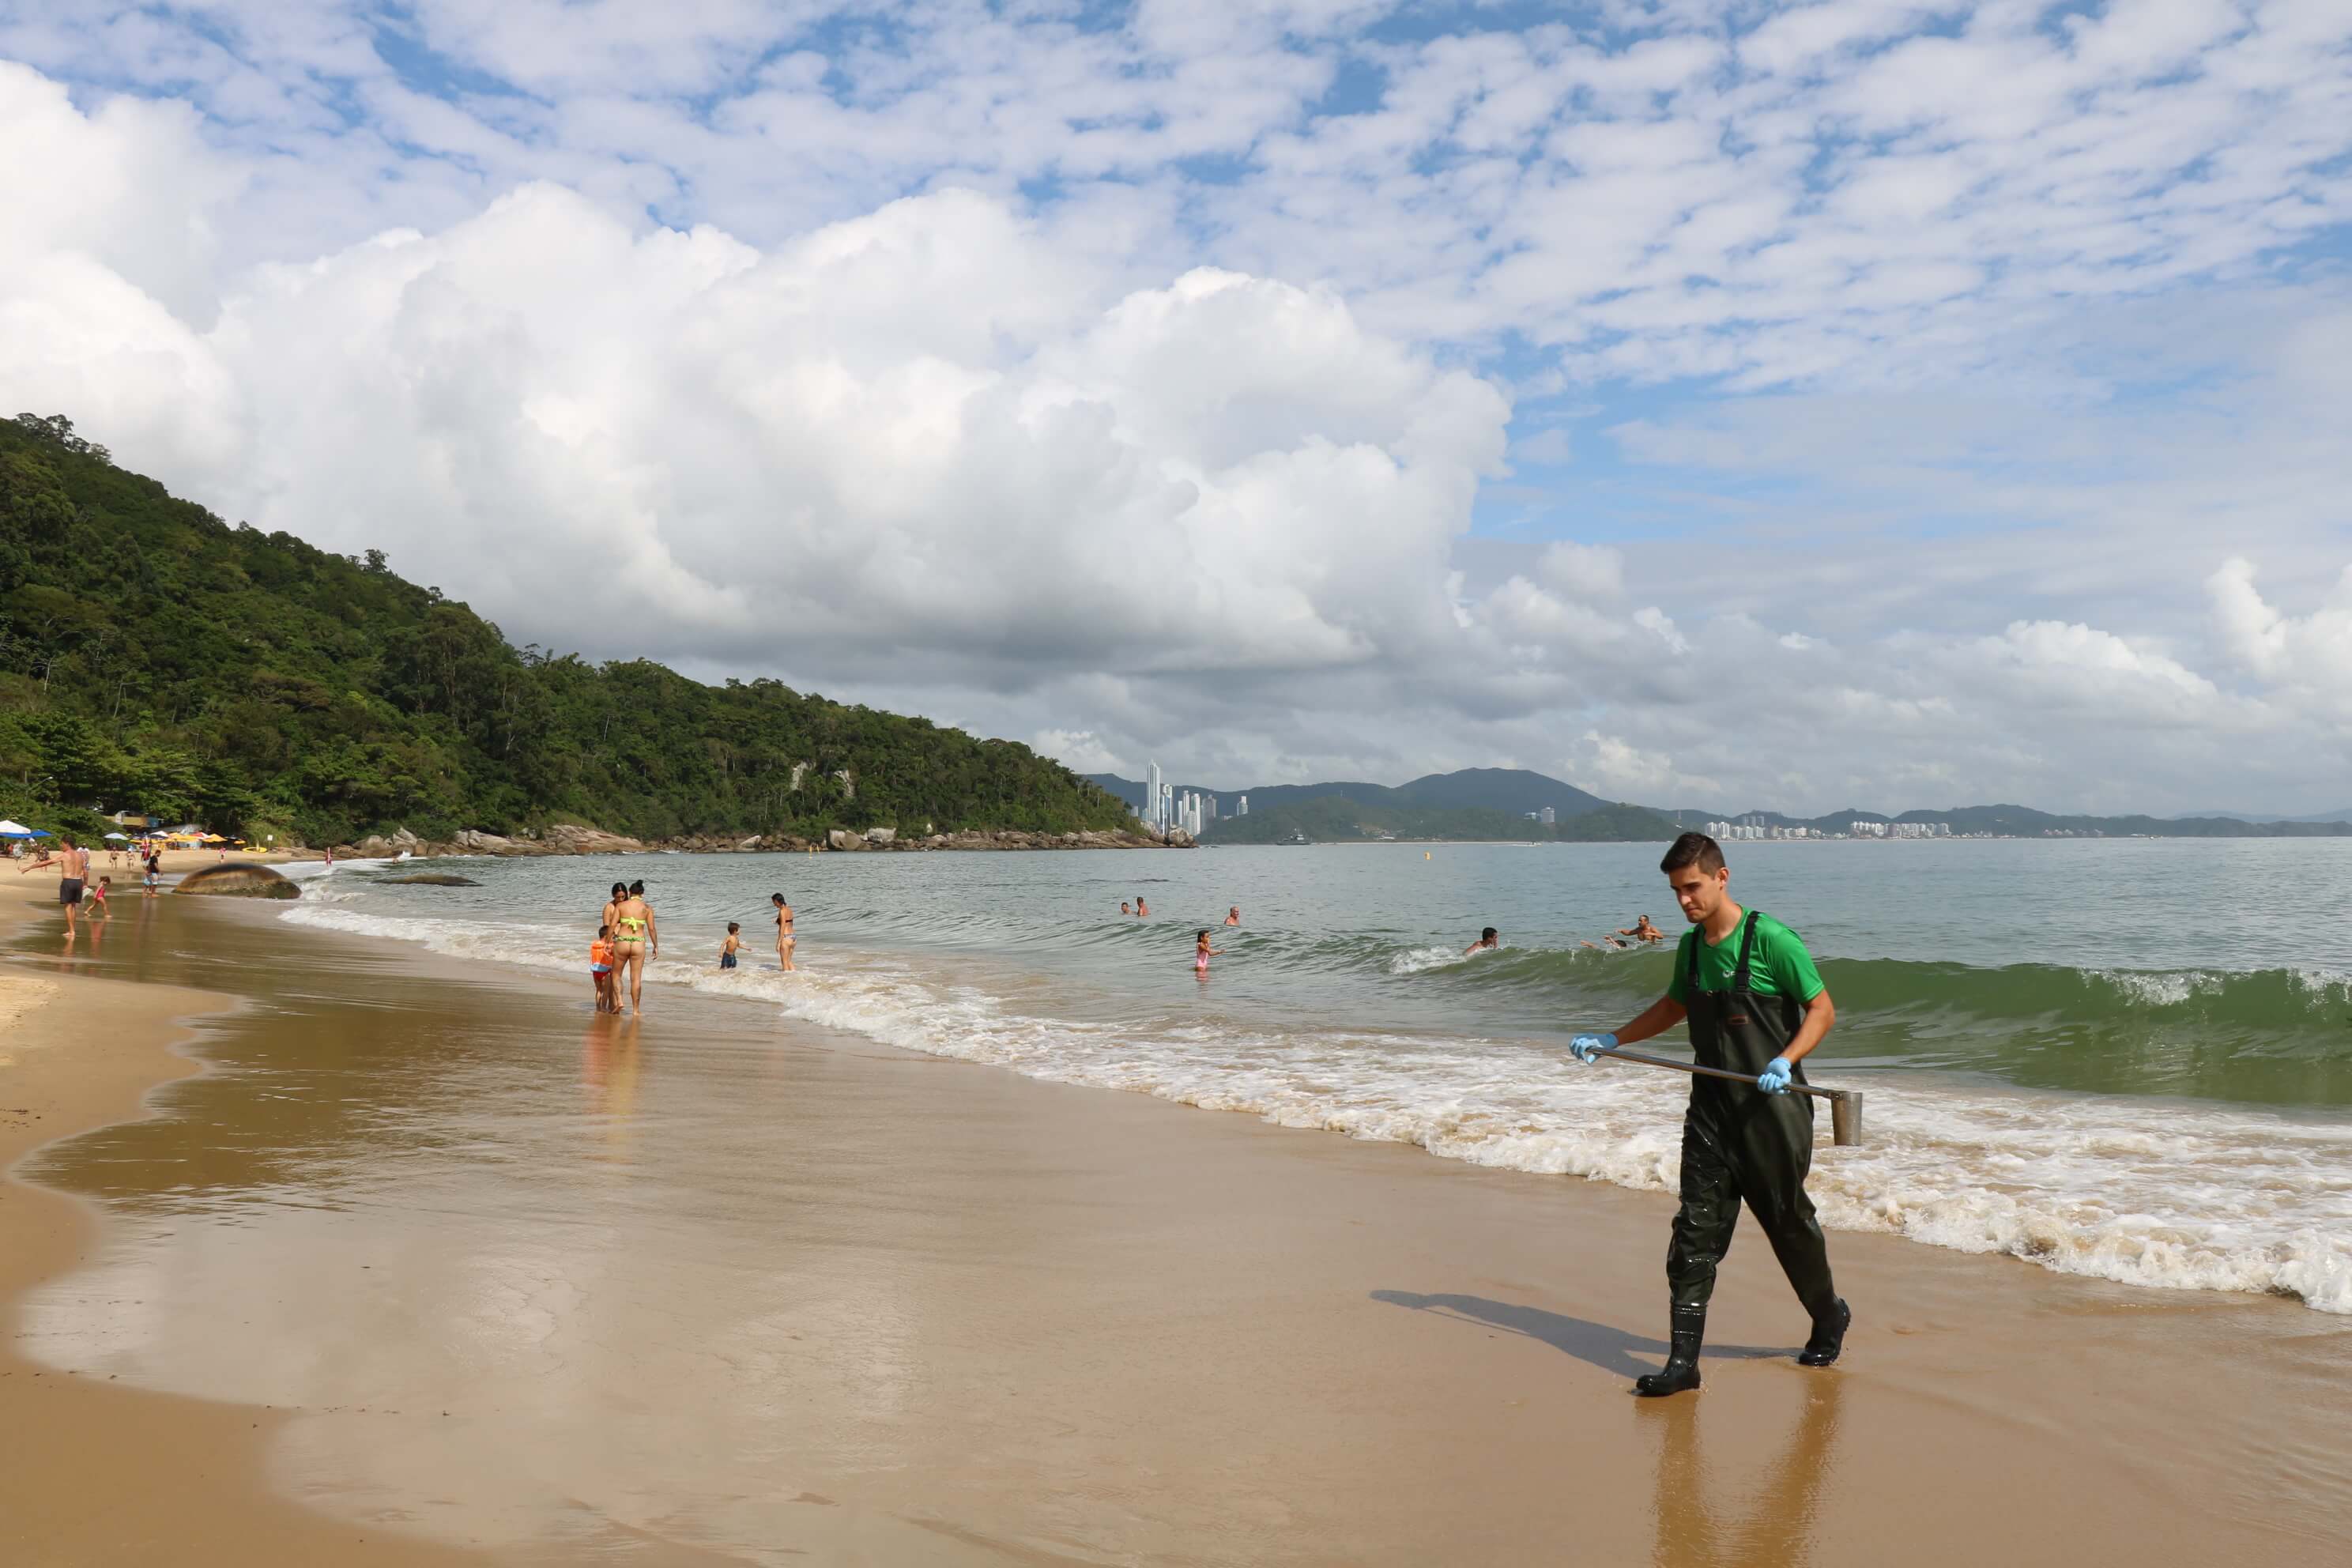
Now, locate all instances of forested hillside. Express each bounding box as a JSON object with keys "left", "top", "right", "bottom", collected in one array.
[{"left": 0, "top": 414, "right": 1132, "bottom": 847}]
